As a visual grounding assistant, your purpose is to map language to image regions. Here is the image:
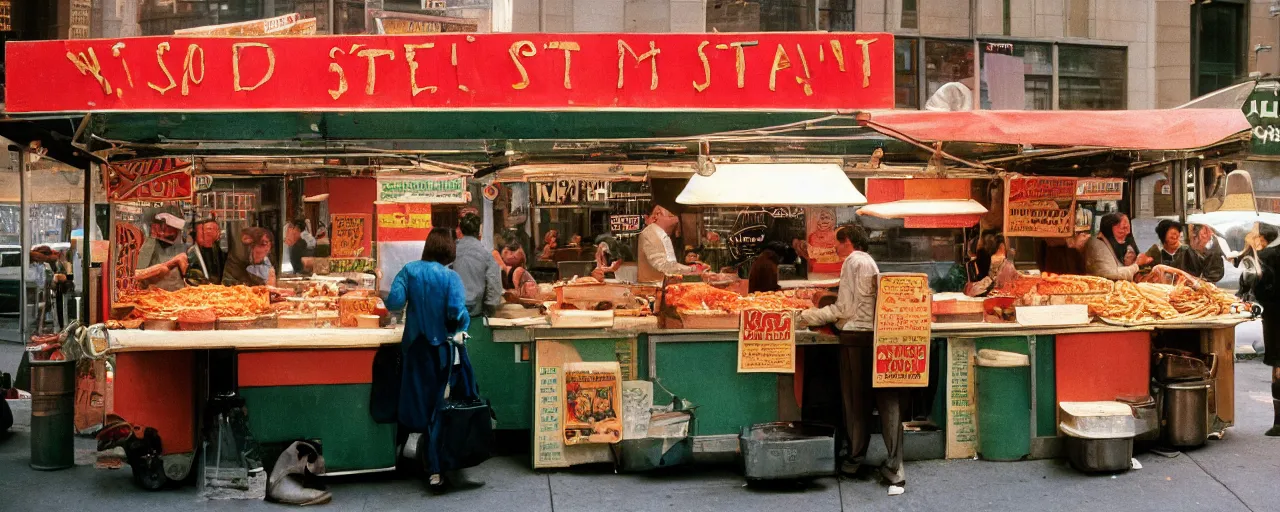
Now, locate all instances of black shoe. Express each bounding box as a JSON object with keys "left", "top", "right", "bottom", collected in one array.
[
  {"left": 1266, "top": 425, "right": 1280, "bottom": 437},
  {"left": 427, "top": 474, "right": 448, "bottom": 494}
]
